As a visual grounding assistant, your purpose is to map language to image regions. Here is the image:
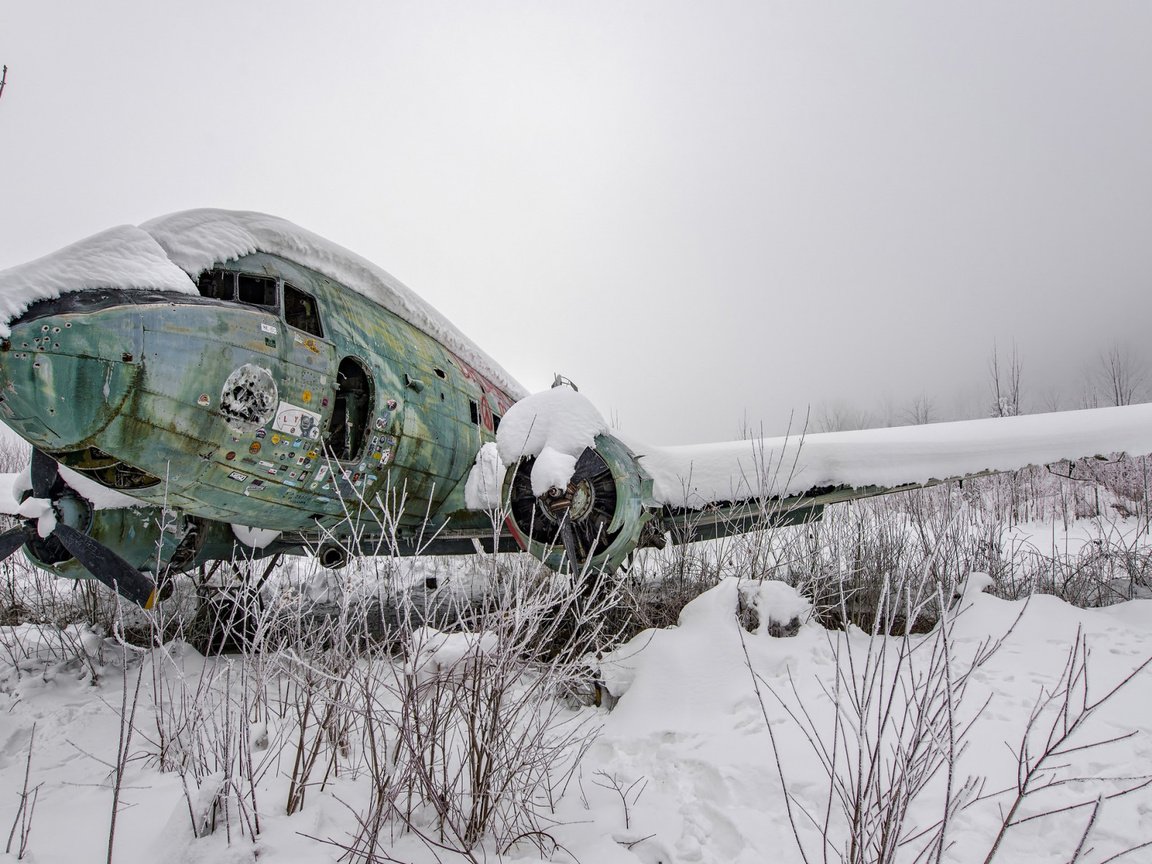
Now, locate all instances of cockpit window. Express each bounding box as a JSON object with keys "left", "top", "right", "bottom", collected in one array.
[
  {"left": 197, "top": 269, "right": 235, "bottom": 301},
  {"left": 195, "top": 269, "right": 279, "bottom": 310},
  {"left": 237, "top": 274, "right": 278, "bottom": 308},
  {"left": 284, "top": 282, "right": 324, "bottom": 337}
]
